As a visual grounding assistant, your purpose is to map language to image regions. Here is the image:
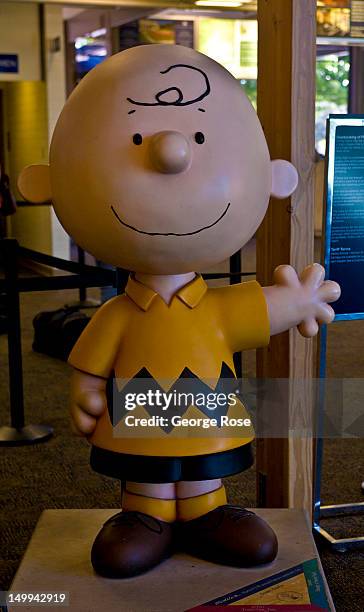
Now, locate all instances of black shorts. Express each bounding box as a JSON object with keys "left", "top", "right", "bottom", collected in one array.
[{"left": 90, "top": 443, "right": 254, "bottom": 483}]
